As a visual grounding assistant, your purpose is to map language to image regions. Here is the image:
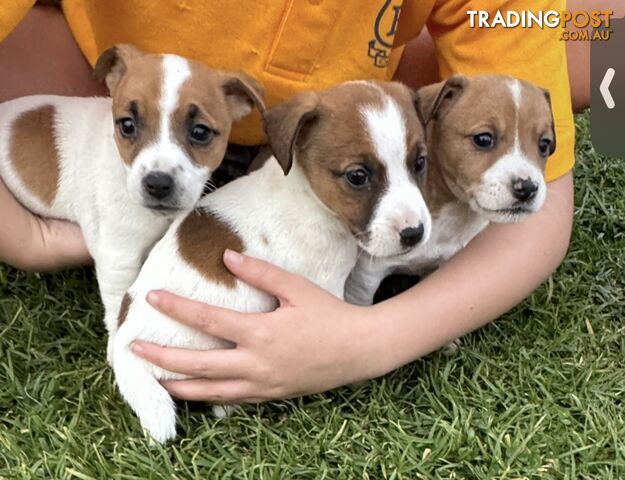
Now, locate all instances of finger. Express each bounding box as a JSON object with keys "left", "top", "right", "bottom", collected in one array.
[
  {"left": 131, "top": 341, "right": 247, "bottom": 379},
  {"left": 222, "top": 249, "right": 309, "bottom": 302},
  {"left": 147, "top": 290, "right": 251, "bottom": 343},
  {"left": 161, "top": 378, "right": 257, "bottom": 403}
]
